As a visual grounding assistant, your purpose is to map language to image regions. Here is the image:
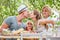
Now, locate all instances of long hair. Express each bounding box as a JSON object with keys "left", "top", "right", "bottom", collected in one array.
[
  {"left": 42, "top": 5, "right": 51, "bottom": 16},
  {"left": 33, "top": 10, "right": 41, "bottom": 20},
  {"left": 25, "top": 21, "right": 33, "bottom": 31}
]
